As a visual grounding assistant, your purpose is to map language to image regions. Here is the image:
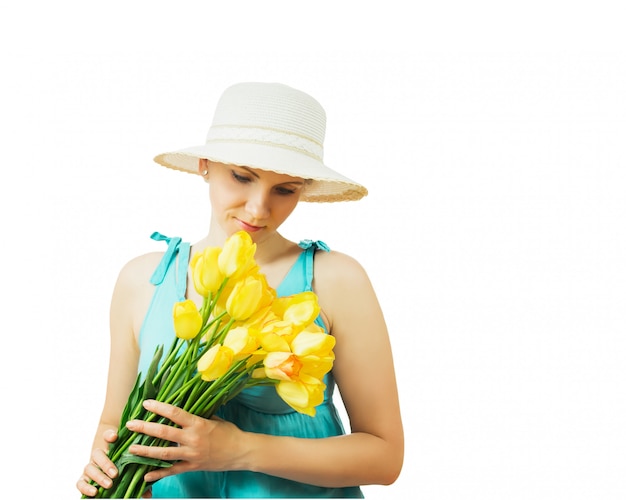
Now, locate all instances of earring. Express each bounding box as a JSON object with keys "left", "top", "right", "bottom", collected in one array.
[{"left": 201, "top": 169, "right": 208, "bottom": 176}]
